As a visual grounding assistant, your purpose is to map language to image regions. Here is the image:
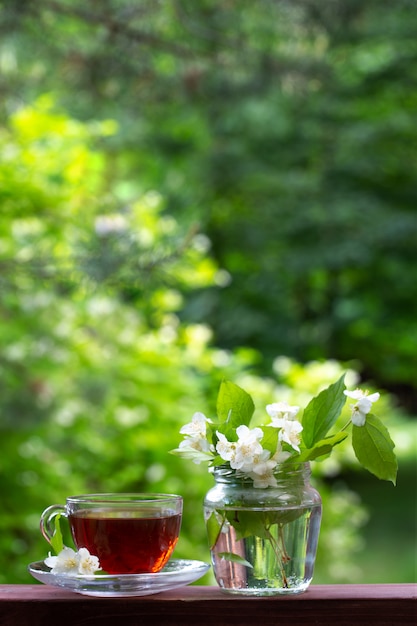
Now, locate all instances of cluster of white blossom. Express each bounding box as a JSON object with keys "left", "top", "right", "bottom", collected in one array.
[
  {"left": 178, "top": 402, "right": 304, "bottom": 488},
  {"left": 45, "top": 547, "right": 101, "bottom": 577},
  {"left": 216, "top": 424, "right": 292, "bottom": 488},
  {"left": 177, "top": 389, "right": 381, "bottom": 488}
]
